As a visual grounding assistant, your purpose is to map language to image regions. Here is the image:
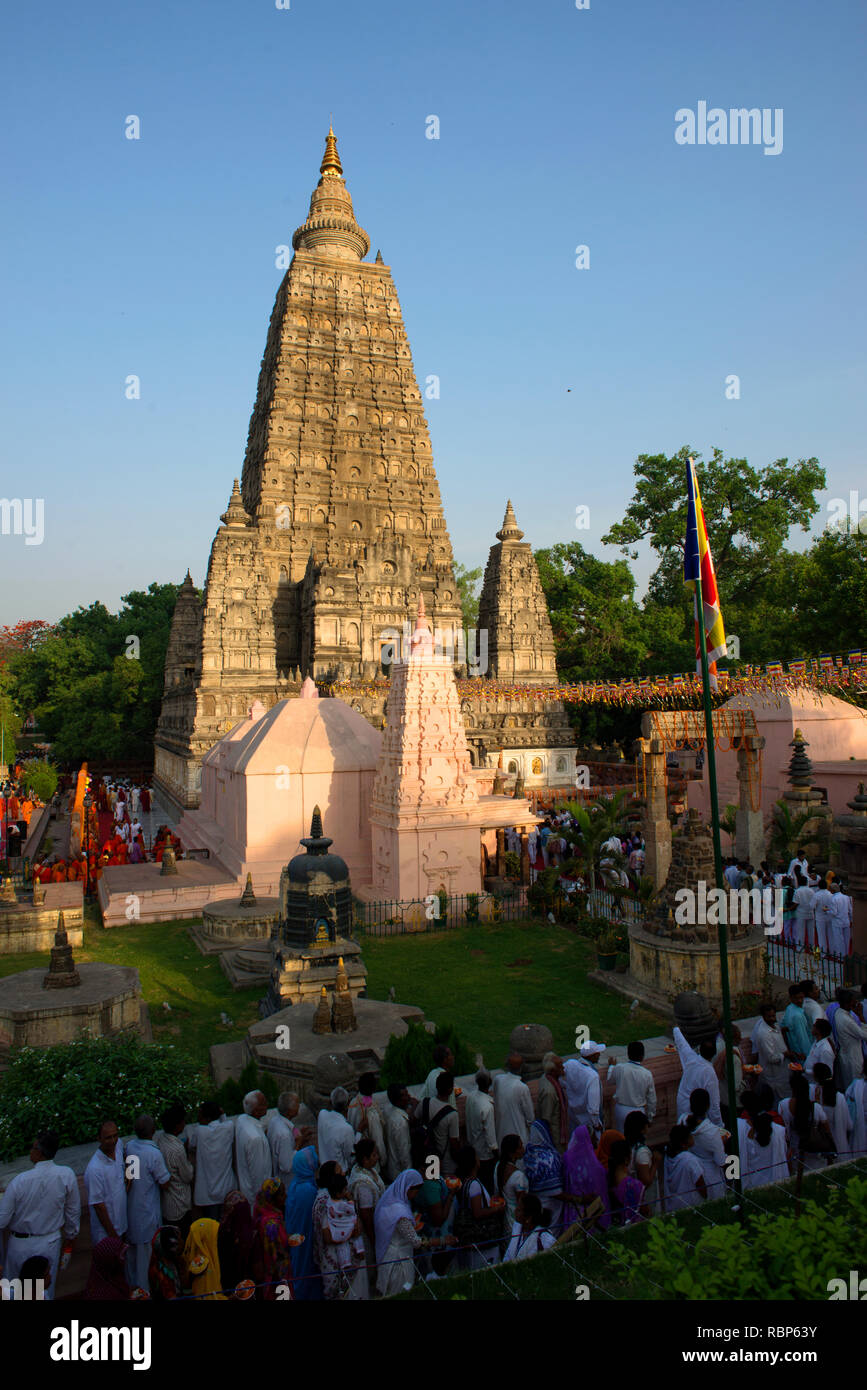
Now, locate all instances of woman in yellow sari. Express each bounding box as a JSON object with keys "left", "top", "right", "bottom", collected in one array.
[{"left": 182, "top": 1218, "right": 226, "bottom": 1300}]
